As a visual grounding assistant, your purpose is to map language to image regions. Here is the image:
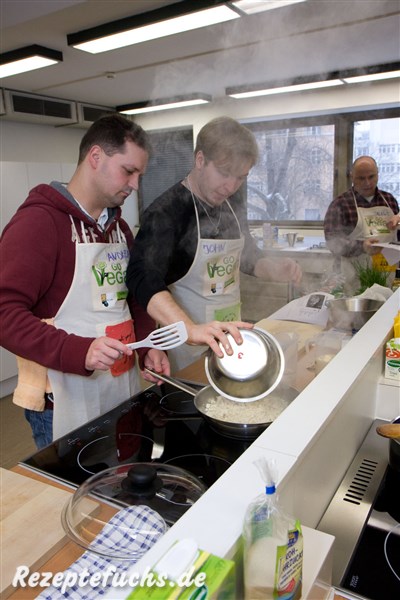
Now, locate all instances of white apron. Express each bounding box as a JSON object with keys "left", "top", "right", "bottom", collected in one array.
[
  {"left": 350, "top": 190, "right": 396, "bottom": 244},
  {"left": 168, "top": 199, "right": 244, "bottom": 371},
  {"left": 48, "top": 217, "right": 140, "bottom": 440},
  {"left": 341, "top": 191, "right": 397, "bottom": 293}
]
